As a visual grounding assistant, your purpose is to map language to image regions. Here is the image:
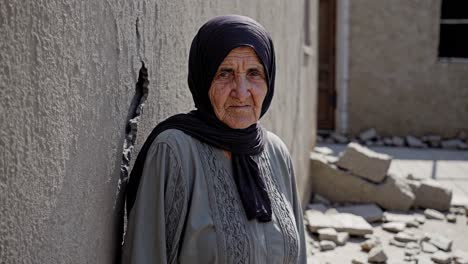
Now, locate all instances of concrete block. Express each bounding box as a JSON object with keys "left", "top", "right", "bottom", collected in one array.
[
  {"left": 317, "top": 228, "right": 338, "bottom": 241},
  {"left": 305, "top": 210, "right": 373, "bottom": 236},
  {"left": 310, "top": 153, "right": 415, "bottom": 211},
  {"left": 335, "top": 203, "right": 383, "bottom": 222},
  {"left": 413, "top": 180, "right": 452, "bottom": 211},
  {"left": 335, "top": 142, "right": 391, "bottom": 183}
]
